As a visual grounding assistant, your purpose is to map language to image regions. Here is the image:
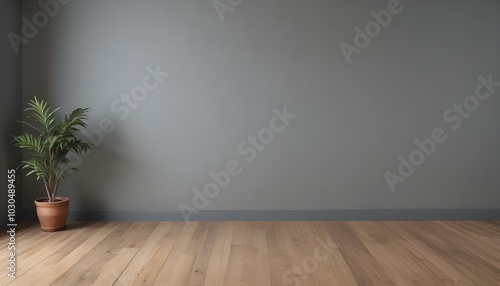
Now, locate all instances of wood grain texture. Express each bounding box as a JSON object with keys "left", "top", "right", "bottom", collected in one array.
[{"left": 1, "top": 220, "right": 499, "bottom": 286}]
